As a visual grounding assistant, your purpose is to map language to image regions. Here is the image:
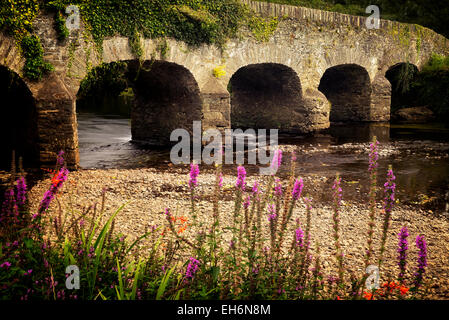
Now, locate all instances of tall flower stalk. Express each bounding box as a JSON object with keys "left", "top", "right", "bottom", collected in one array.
[
  {"left": 35, "top": 167, "right": 69, "bottom": 220},
  {"left": 188, "top": 163, "right": 200, "bottom": 225},
  {"left": 378, "top": 165, "right": 396, "bottom": 267},
  {"left": 332, "top": 173, "right": 344, "bottom": 284},
  {"left": 365, "top": 136, "right": 379, "bottom": 267},
  {"left": 397, "top": 226, "right": 409, "bottom": 284},
  {"left": 234, "top": 165, "right": 246, "bottom": 227},
  {"left": 413, "top": 235, "right": 427, "bottom": 290},
  {"left": 275, "top": 177, "right": 303, "bottom": 257}
]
